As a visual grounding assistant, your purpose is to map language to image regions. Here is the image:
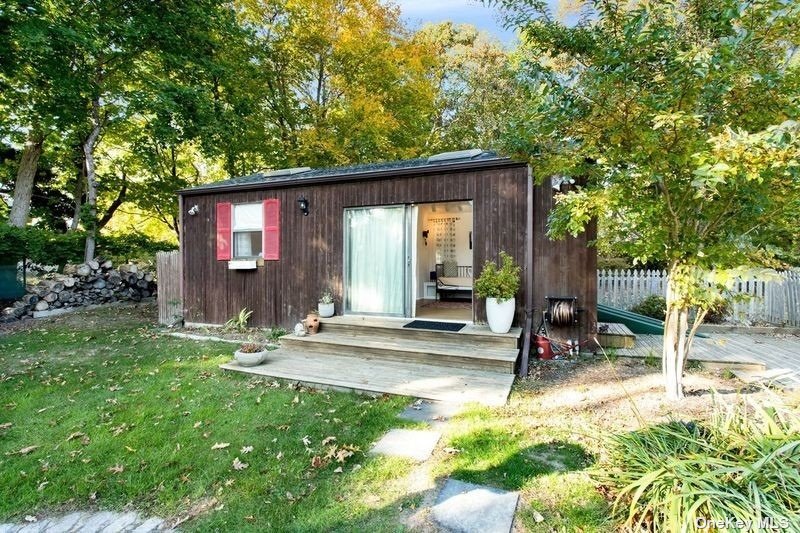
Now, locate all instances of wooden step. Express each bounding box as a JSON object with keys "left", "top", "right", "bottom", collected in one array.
[
  {"left": 280, "top": 331, "right": 518, "bottom": 374},
  {"left": 597, "top": 322, "right": 636, "bottom": 349},
  {"left": 319, "top": 316, "right": 521, "bottom": 350},
  {"left": 221, "top": 348, "right": 515, "bottom": 406}
]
